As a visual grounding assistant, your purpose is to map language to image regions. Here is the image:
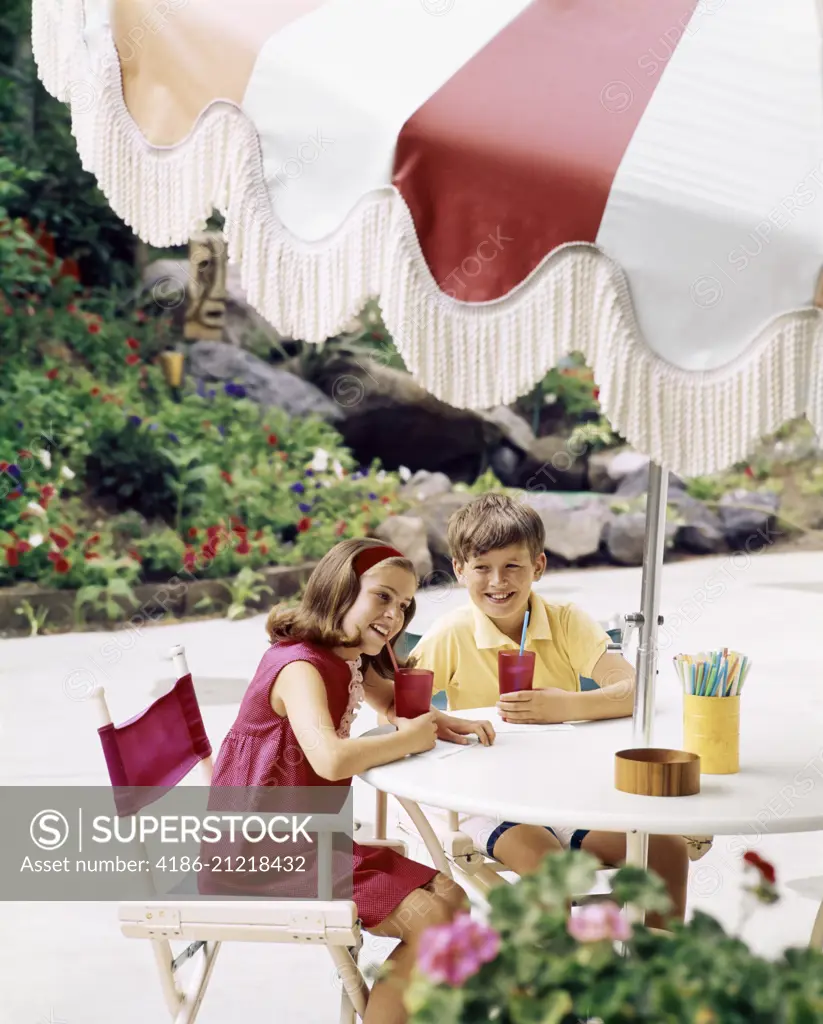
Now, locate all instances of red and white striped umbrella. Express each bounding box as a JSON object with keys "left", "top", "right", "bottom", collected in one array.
[{"left": 32, "top": 0, "right": 823, "bottom": 477}]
